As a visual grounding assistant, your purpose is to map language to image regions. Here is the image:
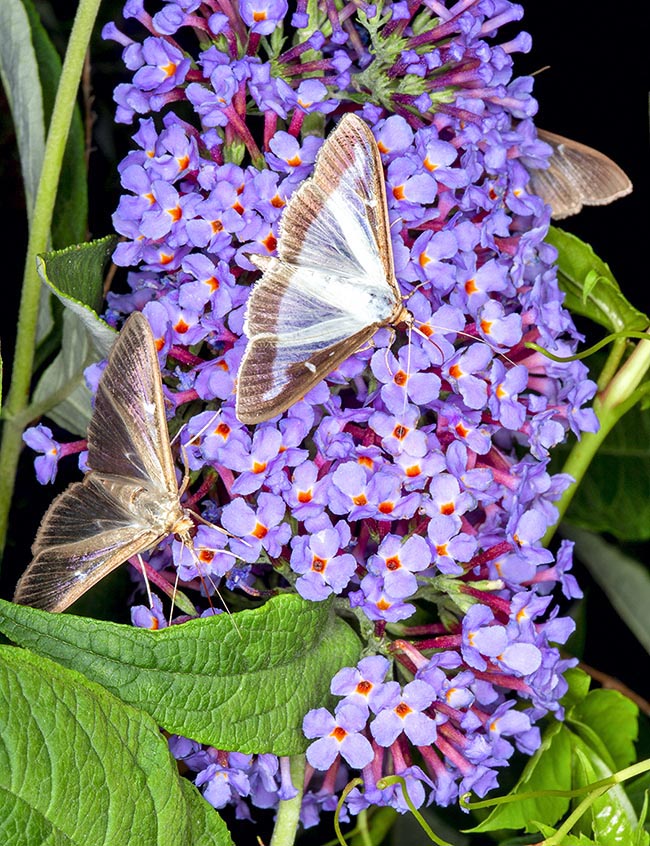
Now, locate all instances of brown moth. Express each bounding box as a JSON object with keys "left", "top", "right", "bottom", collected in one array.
[
  {"left": 530, "top": 128, "right": 633, "bottom": 219},
  {"left": 14, "top": 311, "right": 201, "bottom": 613},
  {"left": 235, "top": 113, "right": 412, "bottom": 425}
]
